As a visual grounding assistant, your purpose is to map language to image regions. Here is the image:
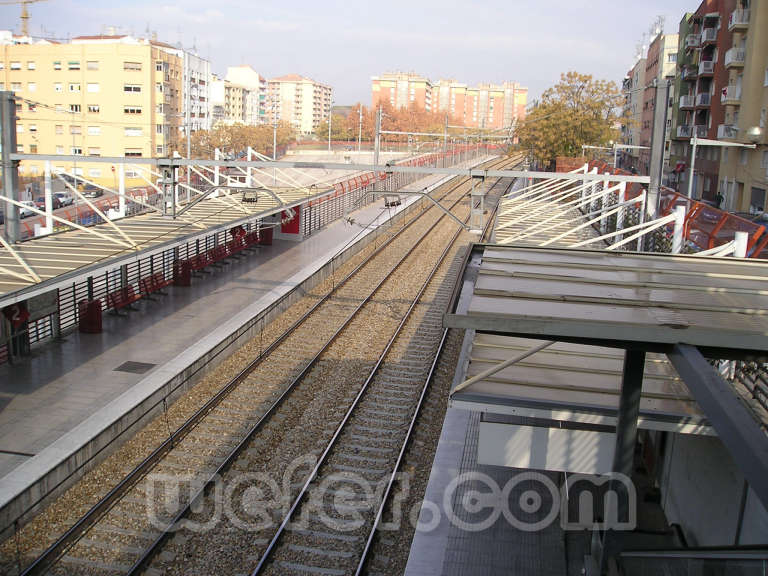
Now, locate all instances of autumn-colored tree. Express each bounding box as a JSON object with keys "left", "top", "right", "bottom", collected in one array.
[
  {"left": 517, "top": 72, "right": 624, "bottom": 167},
  {"left": 186, "top": 122, "right": 295, "bottom": 159}
]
